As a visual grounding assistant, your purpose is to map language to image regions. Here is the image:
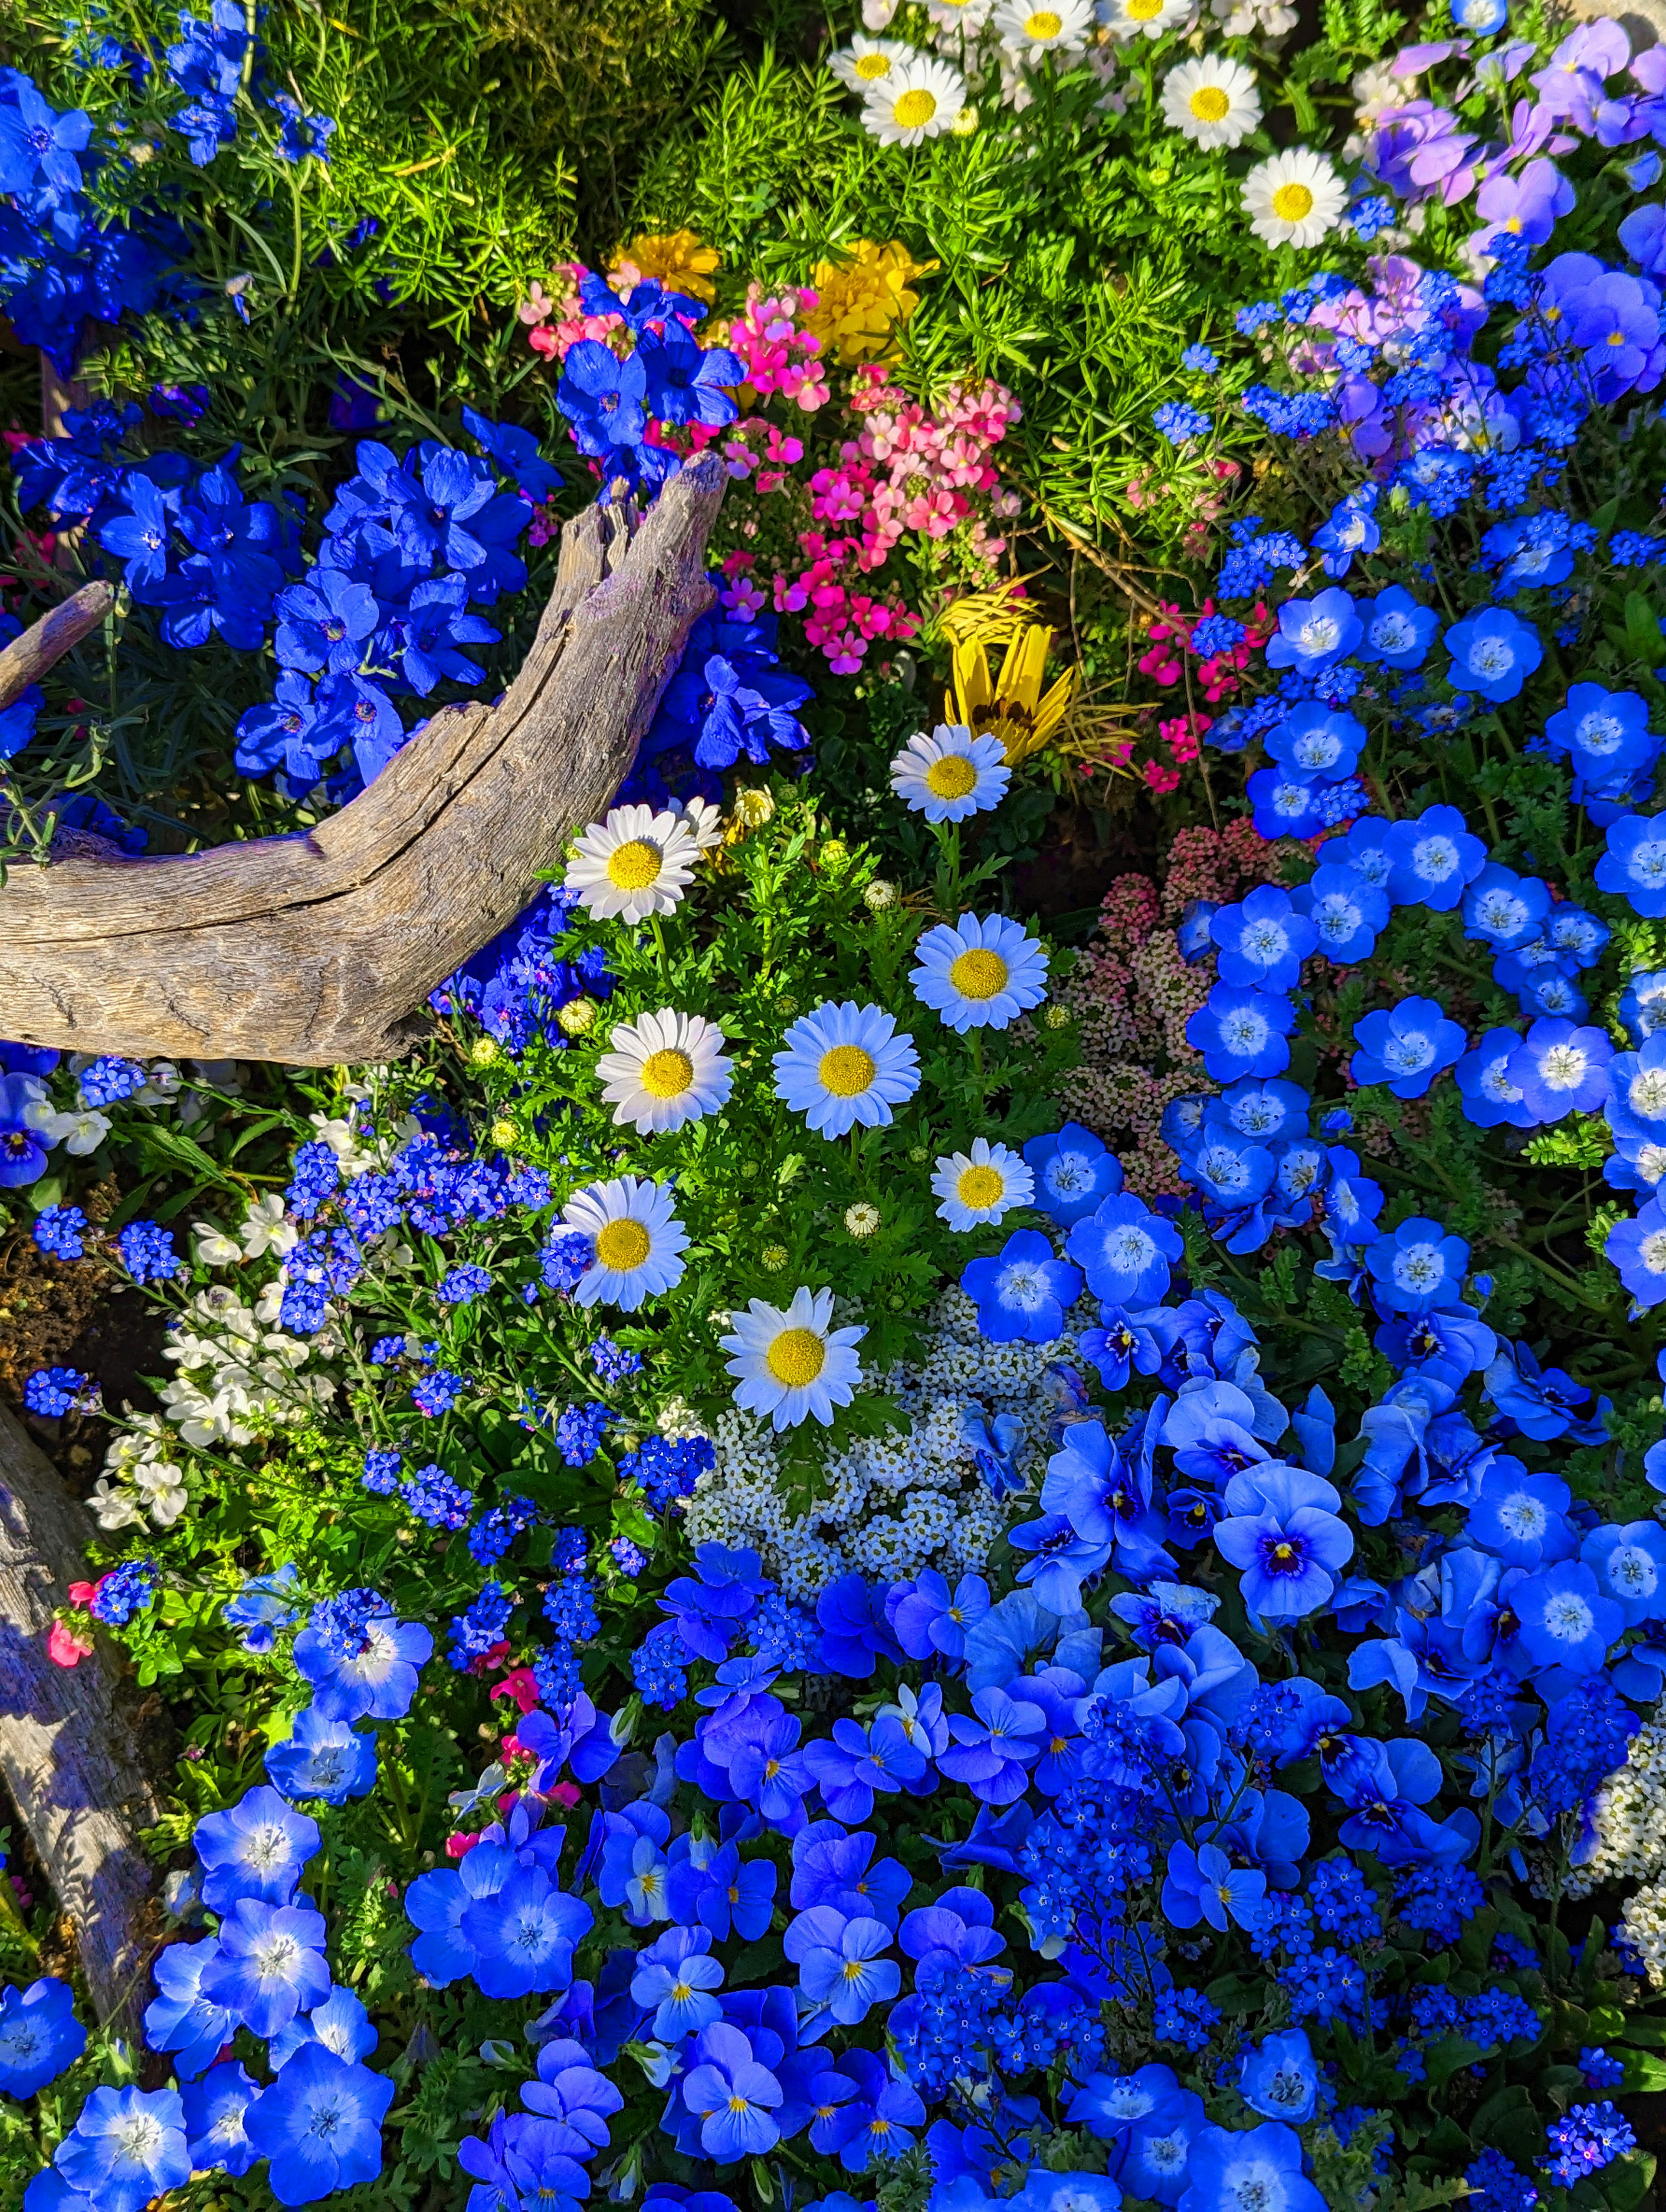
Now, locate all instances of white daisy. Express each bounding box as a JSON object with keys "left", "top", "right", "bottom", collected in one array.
[
  {"left": 561, "top": 1176, "right": 689, "bottom": 1311},
  {"left": 1161, "top": 55, "right": 1261, "bottom": 148},
  {"left": 932, "top": 1139, "right": 1036, "bottom": 1230},
  {"left": 565, "top": 803, "right": 701, "bottom": 926},
  {"left": 829, "top": 33, "right": 914, "bottom": 92},
  {"left": 890, "top": 725, "right": 1012, "bottom": 824},
  {"left": 773, "top": 1001, "right": 922, "bottom": 1138},
  {"left": 720, "top": 1285, "right": 868, "bottom": 1430},
  {"left": 1242, "top": 148, "right": 1346, "bottom": 250},
  {"left": 595, "top": 1009, "right": 734, "bottom": 1136},
  {"left": 862, "top": 53, "right": 968, "bottom": 144},
  {"left": 995, "top": 0, "right": 1093, "bottom": 61},
  {"left": 911, "top": 912, "right": 1049, "bottom": 1032},
  {"left": 1098, "top": 0, "right": 1192, "bottom": 40},
  {"left": 928, "top": 0, "right": 995, "bottom": 30}
]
